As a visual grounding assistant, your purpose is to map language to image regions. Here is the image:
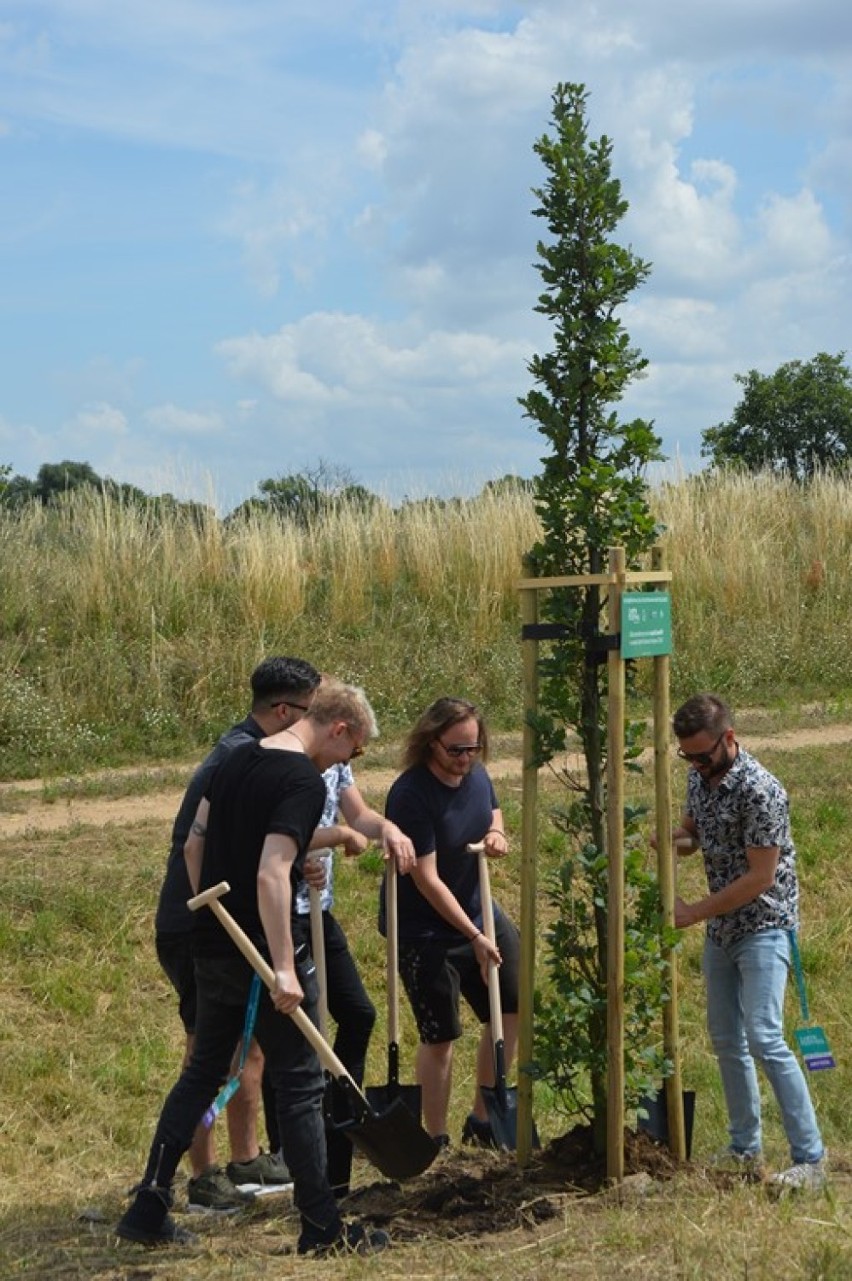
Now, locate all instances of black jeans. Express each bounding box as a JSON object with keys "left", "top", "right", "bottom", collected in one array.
[
  {"left": 140, "top": 946, "right": 342, "bottom": 1246},
  {"left": 265, "top": 910, "right": 376, "bottom": 1195}
]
